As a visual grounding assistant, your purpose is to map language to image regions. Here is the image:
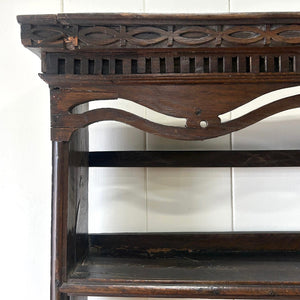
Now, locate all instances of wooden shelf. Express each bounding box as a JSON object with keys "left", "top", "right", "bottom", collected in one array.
[
  {"left": 18, "top": 11, "right": 300, "bottom": 300},
  {"left": 60, "top": 252, "right": 300, "bottom": 298},
  {"left": 88, "top": 150, "right": 300, "bottom": 168},
  {"left": 59, "top": 233, "right": 300, "bottom": 298}
]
